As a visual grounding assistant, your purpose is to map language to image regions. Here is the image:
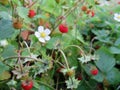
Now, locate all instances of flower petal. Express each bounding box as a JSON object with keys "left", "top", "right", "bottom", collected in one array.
[
  {"left": 38, "top": 26, "right": 44, "bottom": 33},
  {"left": 38, "top": 38, "right": 45, "bottom": 43},
  {"left": 114, "top": 13, "right": 119, "bottom": 17},
  {"left": 45, "top": 29, "right": 51, "bottom": 35},
  {"left": 45, "top": 36, "right": 50, "bottom": 41},
  {"left": 114, "top": 17, "right": 120, "bottom": 22},
  {"left": 35, "top": 32, "right": 40, "bottom": 38}
]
